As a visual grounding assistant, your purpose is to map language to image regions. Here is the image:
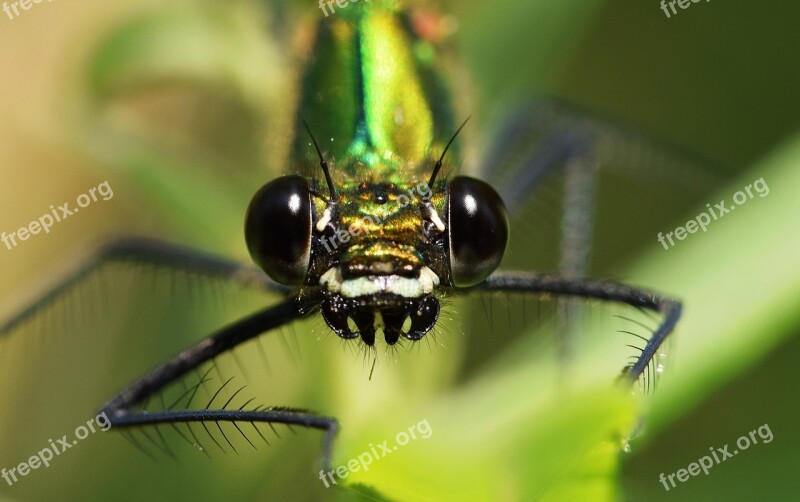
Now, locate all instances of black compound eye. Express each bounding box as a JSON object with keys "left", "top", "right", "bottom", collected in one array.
[
  {"left": 244, "top": 175, "right": 312, "bottom": 285},
  {"left": 446, "top": 176, "right": 509, "bottom": 287}
]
